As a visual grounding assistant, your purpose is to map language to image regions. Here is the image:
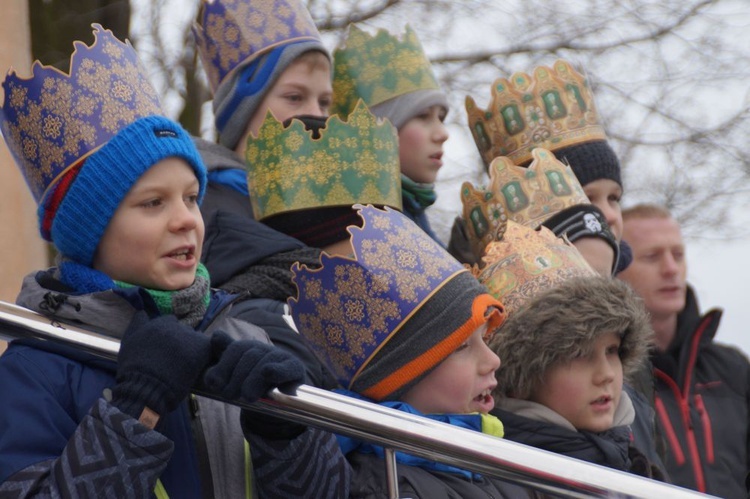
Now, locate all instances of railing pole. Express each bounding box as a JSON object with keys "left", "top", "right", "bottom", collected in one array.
[{"left": 383, "top": 447, "right": 400, "bottom": 499}]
